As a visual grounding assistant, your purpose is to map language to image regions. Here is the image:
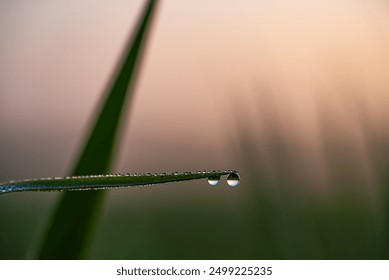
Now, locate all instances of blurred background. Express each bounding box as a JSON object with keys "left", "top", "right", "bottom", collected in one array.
[{"left": 1, "top": 0, "right": 389, "bottom": 259}]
